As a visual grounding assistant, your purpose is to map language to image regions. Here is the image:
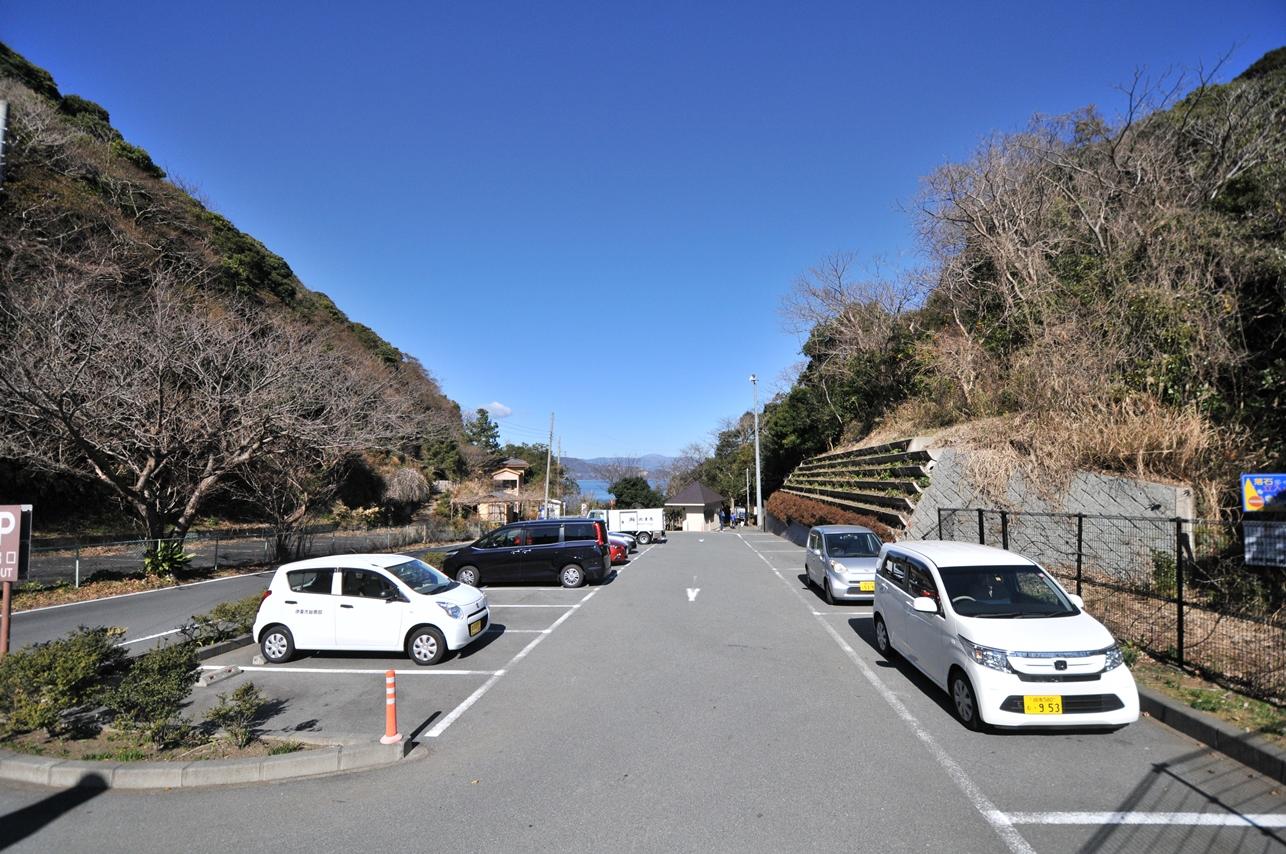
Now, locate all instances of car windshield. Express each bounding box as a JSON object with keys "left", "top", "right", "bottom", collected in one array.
[
  {"left": 824, "top": 532, "right": 882, "bottom": 558},
  {"left": 387, "top": 559, "right": 454, "bottom": 595},
  {"left": 939, "top": 564, "right": 1077, "bottom": 618}
]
